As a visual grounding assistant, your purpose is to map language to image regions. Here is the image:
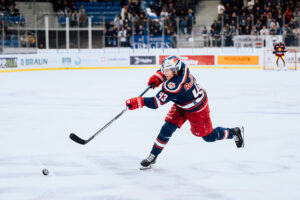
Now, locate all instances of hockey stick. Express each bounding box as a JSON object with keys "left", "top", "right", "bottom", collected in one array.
[{"left": 69, "top": 85, "right": 153, "bottom": 145}]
